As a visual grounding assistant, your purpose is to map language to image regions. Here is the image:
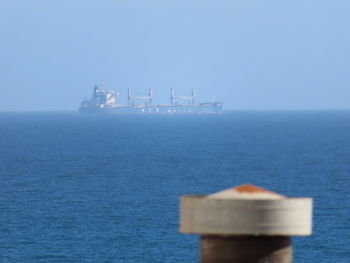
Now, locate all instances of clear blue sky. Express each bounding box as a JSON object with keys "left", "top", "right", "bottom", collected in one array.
[{"left": 1, "top": 0, "right": 349, "bottom": 111}]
